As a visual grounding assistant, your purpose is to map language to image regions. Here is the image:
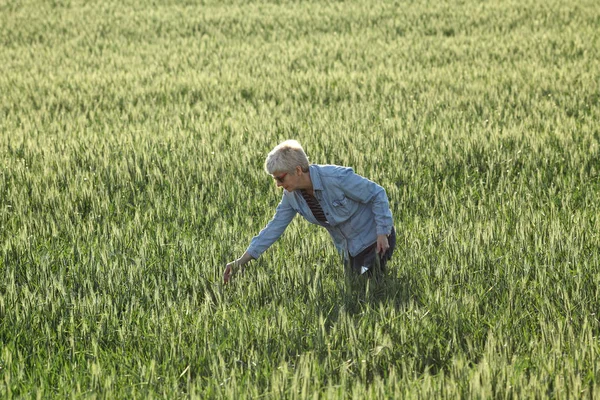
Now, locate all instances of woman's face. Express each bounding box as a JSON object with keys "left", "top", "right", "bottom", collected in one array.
[{"left": 273, "top": 169, "right": 299, "bottom": 191}]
